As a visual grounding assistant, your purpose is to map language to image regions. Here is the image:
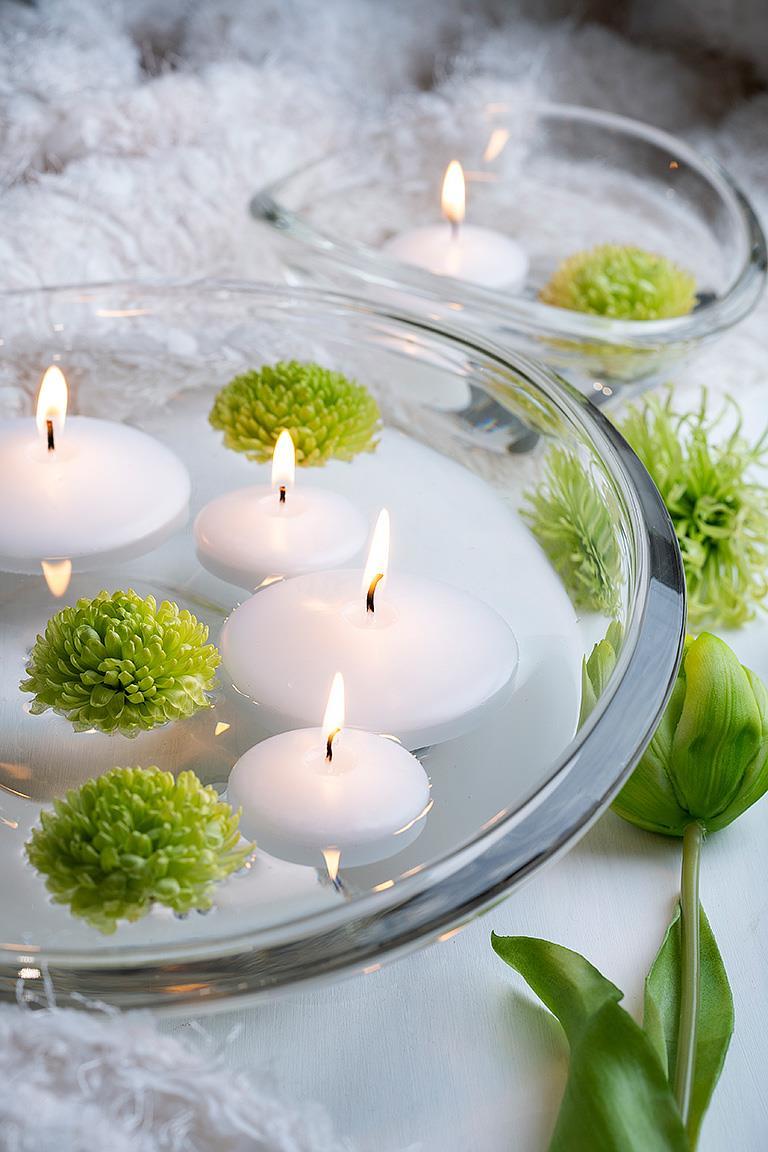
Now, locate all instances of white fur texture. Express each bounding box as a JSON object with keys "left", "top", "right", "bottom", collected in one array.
[
  {"left": 0, "top": 0, "right": 765, "bottom": 302},
  {"left": 0, "top": 1003, "right": 351, "bottom": 1152}
]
